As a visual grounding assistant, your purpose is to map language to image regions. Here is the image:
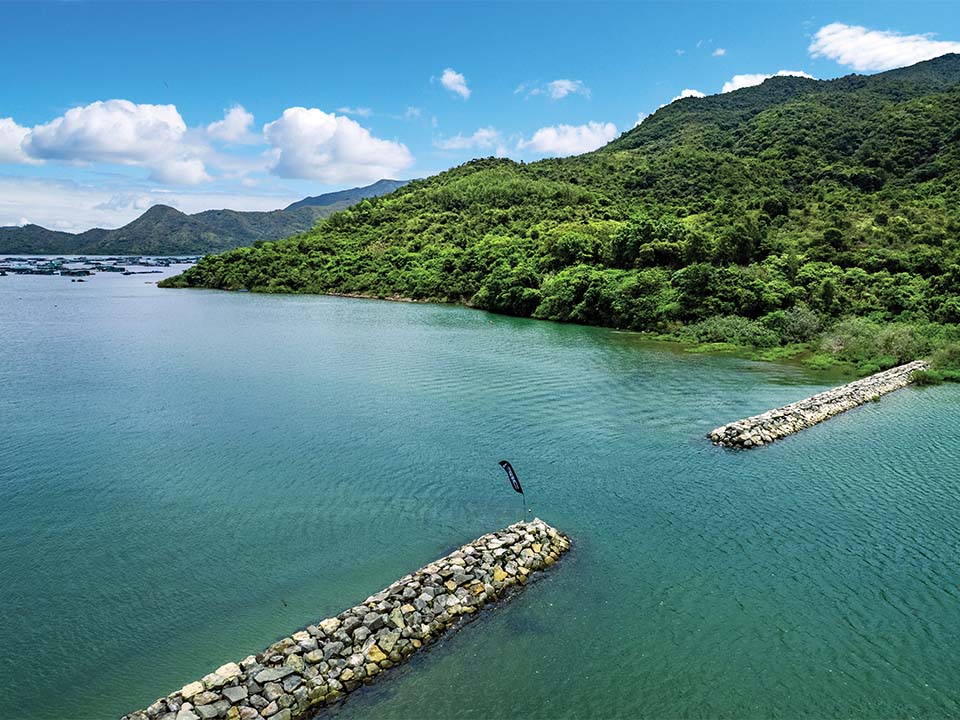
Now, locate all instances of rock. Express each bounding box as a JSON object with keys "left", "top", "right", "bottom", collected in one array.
[
  {"left": 322, "top": 642, "right": 345, "bottom": 660},
  {"left": 263, "top": 682, "right": 283, "bottom": 701},
  {"left": 175, "top": 710, "right": 199, "bottom": 720},
  {"left": 304, "top": 649, "right": 325, "bottom": 664},
  {"left": 221, "top": 685, "right": 248, "bottom": 704},
  {"left": 191, "top": 691, "right": 219, "bottom": 706},
  {"left": 365, "top": 644, "right": 387, "bottom": 663},
  {"left": 319, "top": 618, "right": 341, "bottom": 635},
  {"left": 215, "top": 662, "right": 242, "bottom": 680},
  {"left": 254, "top": 668, "right": 290, "bottom": 684},
  {"left": 378, "top": 629, "right": 401, "bottom": 653},
  {"left": 193, "top": 705, "right": 220, "bottom": 720},
  {"left": 388, "top": 607, "right": 405, "bottom": 629},
  {"left": 283, "top": 653, "right": 304, "bottom": 672},
  {"left": 363, "top": 612, "right": 385, "bottom": 631},
  {"left": 180, "top": 682, "right": 205, "bottom": 700},
  {"left": 493, "top": 566, "right": 508, "bottom": 582}
]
